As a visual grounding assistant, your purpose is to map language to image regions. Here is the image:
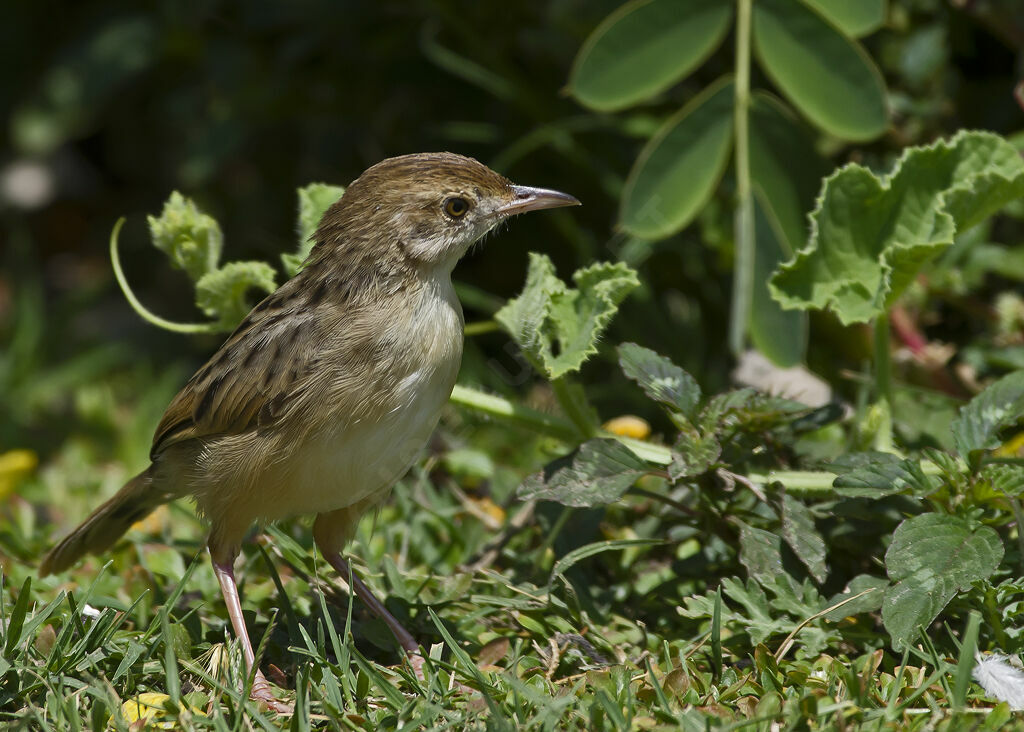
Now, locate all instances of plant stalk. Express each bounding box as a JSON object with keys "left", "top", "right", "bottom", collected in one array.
[
  {"left": 729, "top": 0, "right": 755, "bottom": 355},
  {"left": 873, "top": 313, "right": 895, "bottom": 452}
]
